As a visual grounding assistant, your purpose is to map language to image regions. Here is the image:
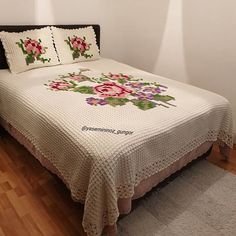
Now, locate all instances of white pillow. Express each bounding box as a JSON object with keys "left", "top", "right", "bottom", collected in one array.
[
  {"left": 0, "top": 27, "right": 60, "bottom": 73},
  {"left": 51, "top": 26, "right": 100, "bottom": 64}
]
